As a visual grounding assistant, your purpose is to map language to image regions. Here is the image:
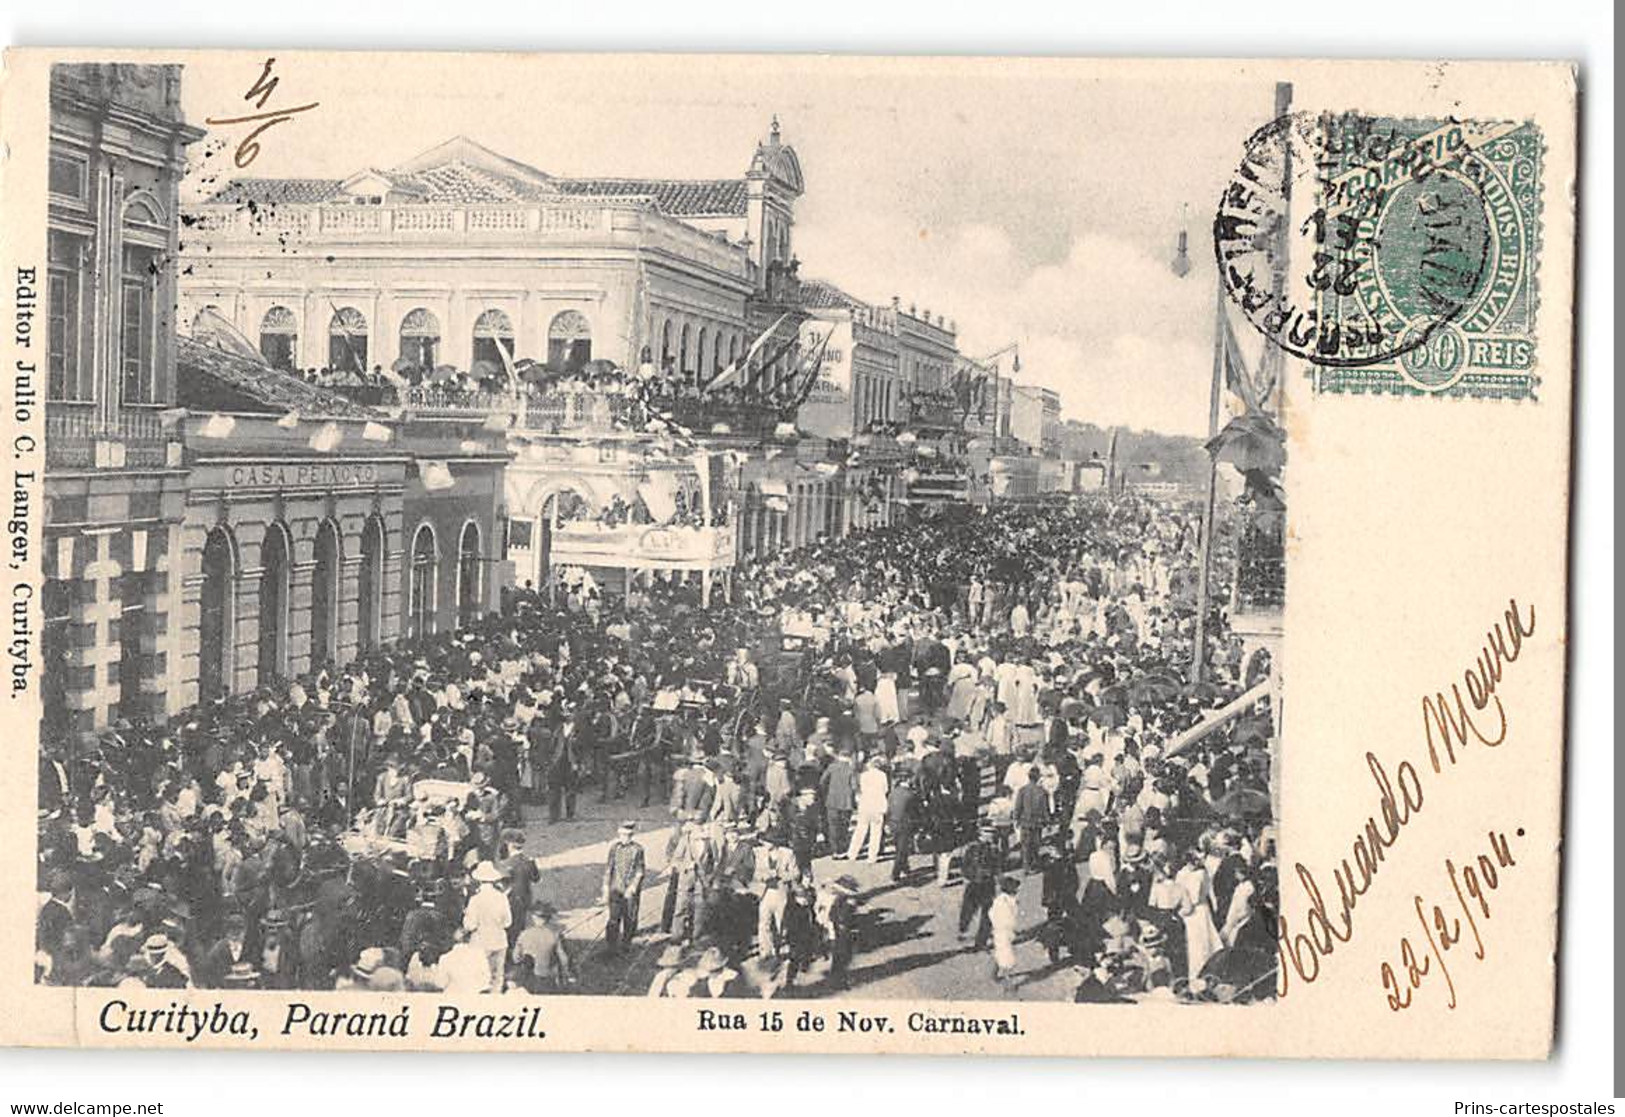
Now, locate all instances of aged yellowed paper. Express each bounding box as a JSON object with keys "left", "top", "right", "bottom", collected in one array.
[{"left": 0, "top": 49, "right": 1576, "bottom": 1056}]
